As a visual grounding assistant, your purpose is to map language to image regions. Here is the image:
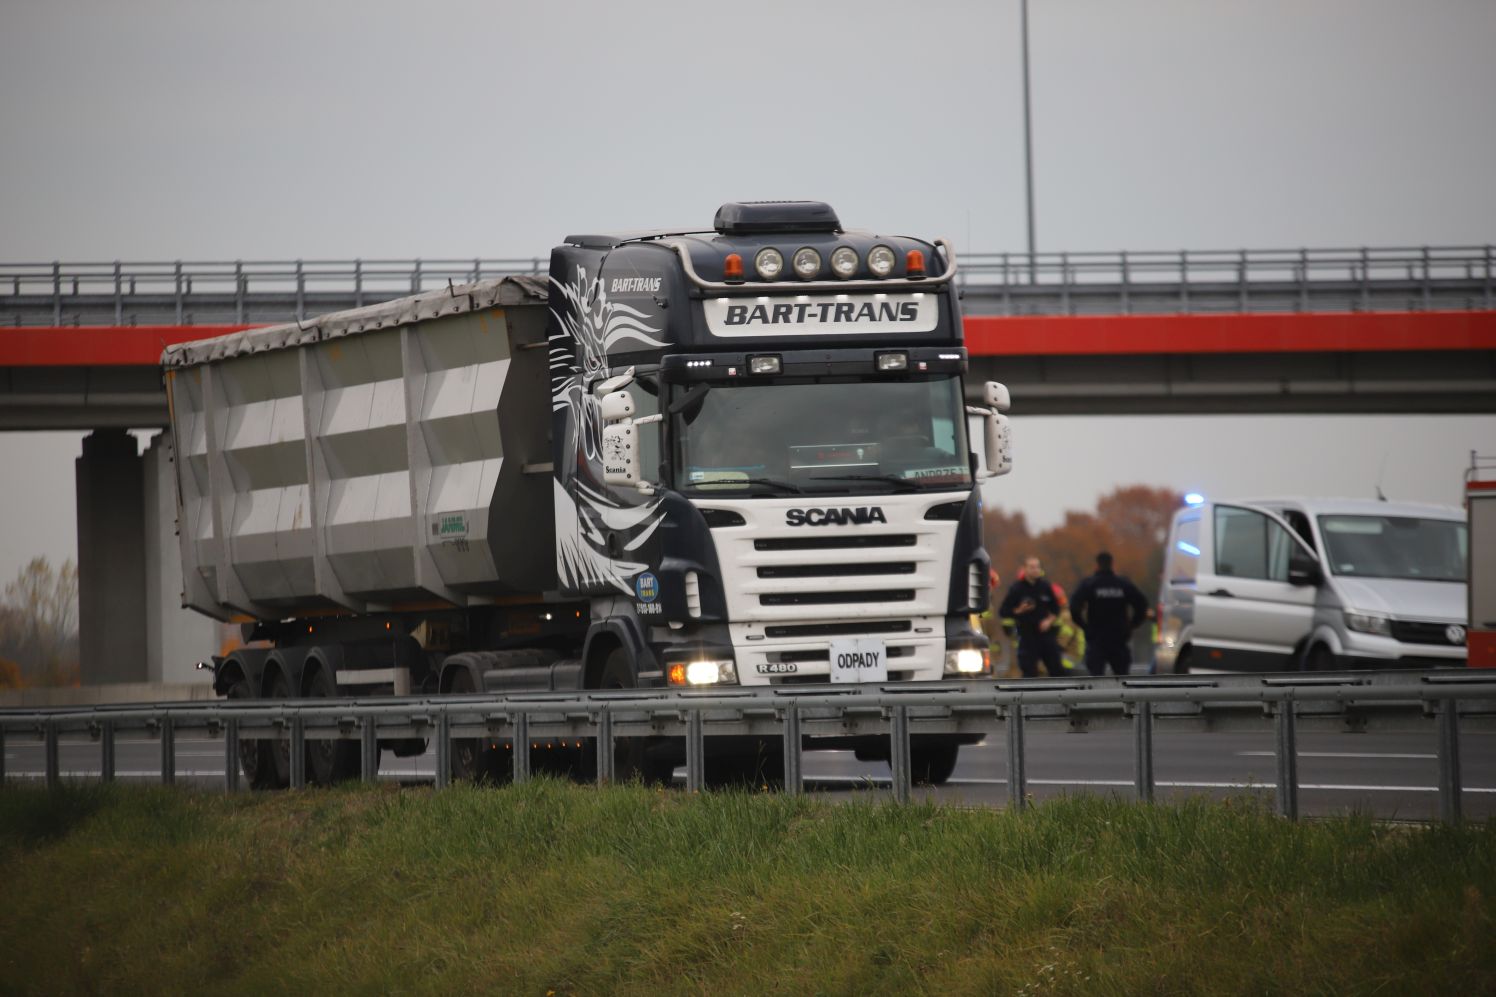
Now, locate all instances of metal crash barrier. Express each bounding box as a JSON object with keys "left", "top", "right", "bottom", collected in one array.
[{"left": 2, "top": 671, "right": 1494, "bottom": 823}]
